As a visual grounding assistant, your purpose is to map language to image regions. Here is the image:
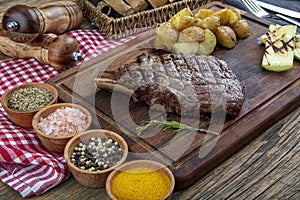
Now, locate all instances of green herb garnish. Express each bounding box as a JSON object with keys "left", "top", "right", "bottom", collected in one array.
[{"left": 136, "top": 118, "right": 219, "bottom": 136}]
